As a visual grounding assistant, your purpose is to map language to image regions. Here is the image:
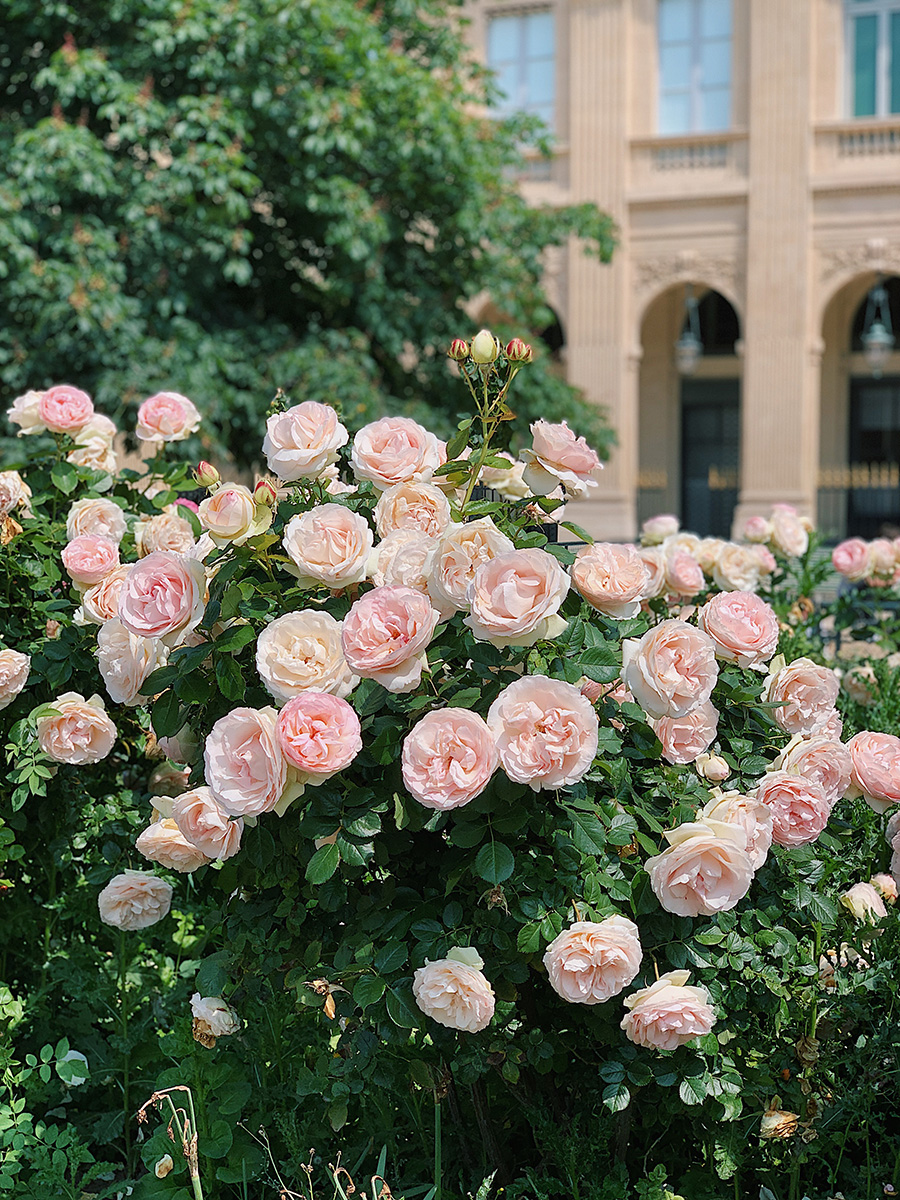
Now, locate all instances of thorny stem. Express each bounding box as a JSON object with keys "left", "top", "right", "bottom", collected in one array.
[{"left": 138, "top": 1086, "right": 204, "bottom": 1200}]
